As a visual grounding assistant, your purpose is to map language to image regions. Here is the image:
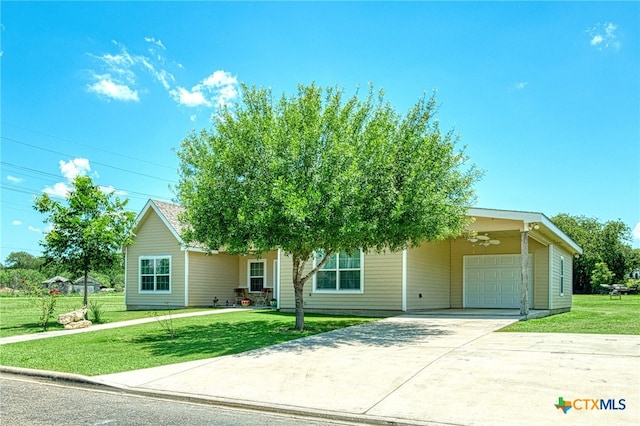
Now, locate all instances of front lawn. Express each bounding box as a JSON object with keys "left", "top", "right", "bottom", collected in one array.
[
  {"left": 500, "top": 294, "right": 640, "bottom": 335},
  {"left": 0, "top": 294, "right": 208, "bottom": 337},
  {"left": 0, "top": 310, "right": 377, "bottom": 376}
]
